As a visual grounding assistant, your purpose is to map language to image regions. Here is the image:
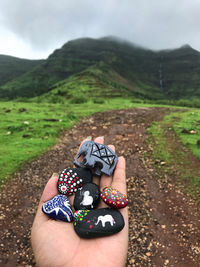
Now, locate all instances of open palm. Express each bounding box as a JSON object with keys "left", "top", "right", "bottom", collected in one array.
[{"left": 31, "top": 137, "right": 128, "bottom": 267}]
